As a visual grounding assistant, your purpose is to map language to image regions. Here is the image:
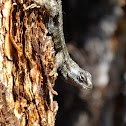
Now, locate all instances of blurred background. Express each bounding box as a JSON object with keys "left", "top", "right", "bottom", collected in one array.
[{"left": 54, "top": 0, "right": 126, "bottom": 126}]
